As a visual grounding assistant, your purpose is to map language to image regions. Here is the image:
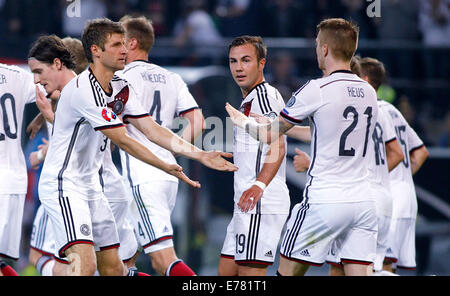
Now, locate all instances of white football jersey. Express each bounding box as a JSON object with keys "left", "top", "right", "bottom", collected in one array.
[
  {"left": 38, "top": 68, "right": 127, "bottom": 200},
  {"left": 115, "top": 60, "right": 199, "bottom": 185},
  {"left": 367, "top": 100, "right": 398, "bottom": 217},
  {"left": 0, "top": 64, "right": 36, "bottom": 194},
  {"left": 281, "top": 70, "right": 379, "bottom": 204},
  {"left": 233, "top": 82, "right": 290, "bottom": 214},
  {"left": 379, "top": 100, "right": 424, "bottom": 218}
]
